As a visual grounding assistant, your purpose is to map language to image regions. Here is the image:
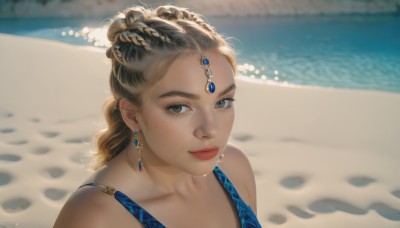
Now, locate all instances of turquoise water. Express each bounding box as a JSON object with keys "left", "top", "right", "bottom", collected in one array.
[{"left": 1, "top": 15, "right": 399, "bottom": 93}]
